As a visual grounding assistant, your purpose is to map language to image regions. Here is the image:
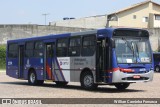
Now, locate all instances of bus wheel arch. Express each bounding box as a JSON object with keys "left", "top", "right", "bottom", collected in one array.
[
  {"left": 80, "top": 68, "right": 98, "bottom": 90},
  {"left": 28, "top": 68, "right": 44, "bottom": 85}
]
